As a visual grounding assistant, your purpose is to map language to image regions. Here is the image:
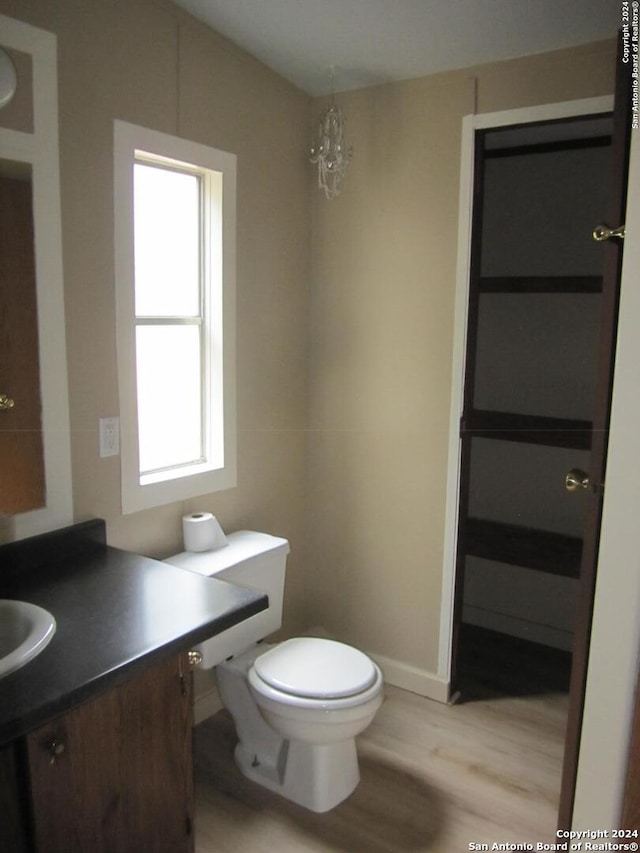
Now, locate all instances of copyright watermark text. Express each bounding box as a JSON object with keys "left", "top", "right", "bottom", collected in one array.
[
  {"left": 621, "top": 0, "right": 639, "bottom": 129},
  {"left": 467, "top": 829, "right": 640, "bottom": 851}
]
